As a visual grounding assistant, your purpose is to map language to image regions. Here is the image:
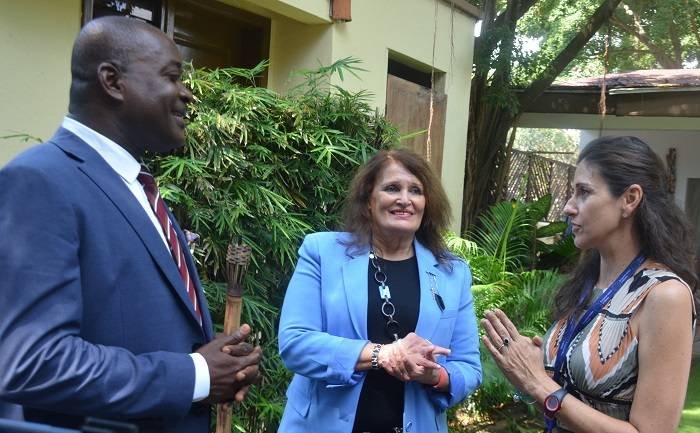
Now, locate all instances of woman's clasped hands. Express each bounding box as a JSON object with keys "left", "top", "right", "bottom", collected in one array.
[
  {"left": 377, "top": 332, "right": 451, "bottom": 385},
  {"left": 481, "top": 309, "right": 549, "bottom": 395}
]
